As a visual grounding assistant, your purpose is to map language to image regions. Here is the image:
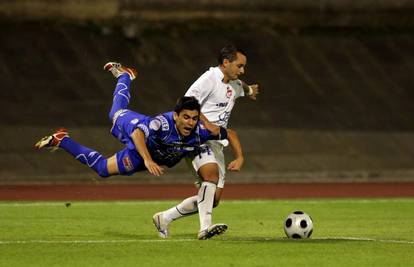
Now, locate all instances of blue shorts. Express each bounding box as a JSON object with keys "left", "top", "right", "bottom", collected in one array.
[
  {"left": 110, "top": 109, "right": 150, "bottom": 175},
  {"left": 115, "top": 147, "right": 147, "bottom": 175}
]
